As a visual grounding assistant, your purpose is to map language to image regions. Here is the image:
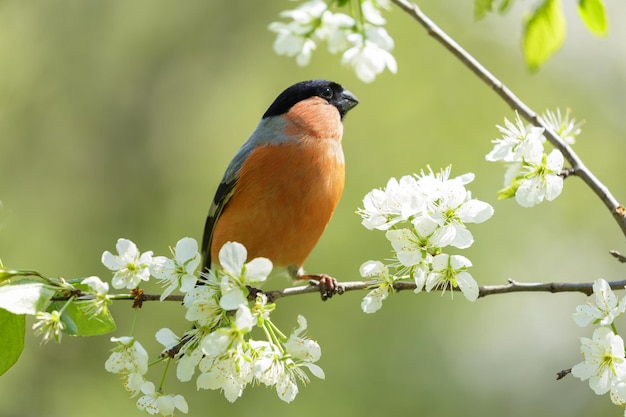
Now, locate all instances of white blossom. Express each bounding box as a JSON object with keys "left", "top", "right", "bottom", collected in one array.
[
  {"left": 284, "top": 315, "right": 322, "bottom": 362},
  {"left": 426, "top": 254, "right": 478, "bottom": 301},
  {"left": 361, "top": 0, "right": 386, "bottom": 25},
  {"left": 486, "top": 112, "right": 567, "bottom": 207},
  {"left": 319, "top": 10, "right": 355, "bottom": 53},
  {"left": 150, "top": 237, "right": 200, "bottom": 301},
  {"left": 251, "top": 341, "right": 322, "bottom": 403},
  {"left": 196, "top": 345, "right": 253, "bottom": 403},
  {"left": 105, "top": 336, "right": 149, "bottom": 376},
  {"left": 359, "top": 176, "right": 426, "bottom": 230},
  {"left": 183, "top": 284, "right": 222, "bottom": 329},
  {"left": 427, "top": 178, "right": 493, "bottom": 249},
  {"left": 573, "top": 279, "right": 626, "bottom": 327},
  {"left": 78, "top": 276, "right": 111, "bottom": 317},
  {"left": 219, "top": 241, "right": 272, "bottom": 285},
  {"left": 514, "top": 149, "right": 564, "bottom": 207},
  {"left": 342, "top": 27, "right": 397, "bottom": 83},
  {"left": 200, "top": 305, "right": 255, "bottom": 358},
  {"left": 32, "top": 310, "right": 64, "bottom": 344},
  {"left": 572, "top": 327, "right": 626, "bottom": 395},
  {"left": 361, "top": 285, "right": 391, "bottom": 314},
  {"left": 136, "top": 381, "right": 188, "bottom": 416},
  {"left": 359, "top": 260, "right": 393, "bottom": 313},
  {"left": 102, "top": 238, "right": 153, "bottom": 289},
  {"left": 542, "top": 108, "right": 582, "bottom": 145},
  {"left": 155, "top": 328, "right": 180, "bottom": 355},
  {"left": 486, "top": 113, "right": 546, "bottom": 163},
  {"left": 385, "top": 226, "right": 433, "bottom": 267},
  {"left": 268, "top": 0, "right": 328, "bottom": 66}
]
